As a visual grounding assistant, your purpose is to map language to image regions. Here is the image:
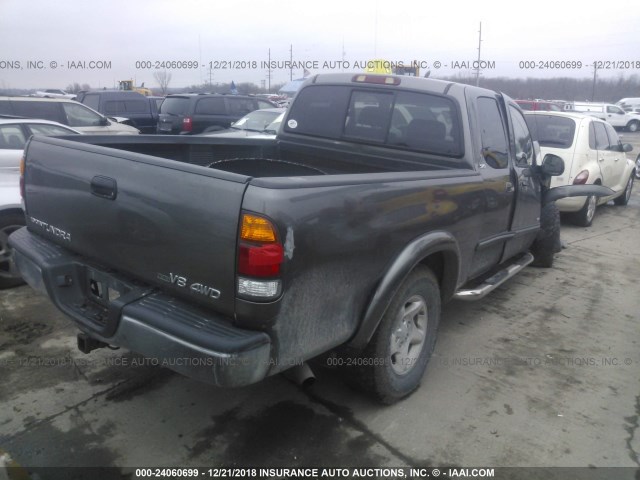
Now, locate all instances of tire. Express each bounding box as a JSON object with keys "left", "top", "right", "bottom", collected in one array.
[
  {"left": 351, "top": 266, "right": 441, "bottom": 404},
  {"left": 627, "top": 121, "right": 639, "bottom": 133},
  {"left": 614, "top": 174, "right": 634, "bottom": 206},
  {"left": 0, "top": 212, "right": 26, "bottom": 289},
  {"left": 635, "top": 155, "right": 640, "bottom": 180},
  {"left": 530, "top": 201, "right": 561, "bottom": 268},
  {"left": 571, "top": 194, "right": 597, "bottom": 227}
]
